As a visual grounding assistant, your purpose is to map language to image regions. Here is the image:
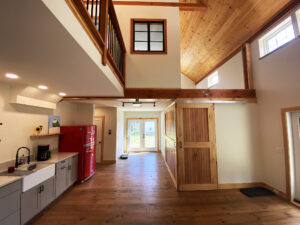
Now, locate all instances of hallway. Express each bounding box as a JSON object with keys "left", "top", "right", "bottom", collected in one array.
[{"left": 31, "top": 153, "right": 300, "bottom": 225}]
